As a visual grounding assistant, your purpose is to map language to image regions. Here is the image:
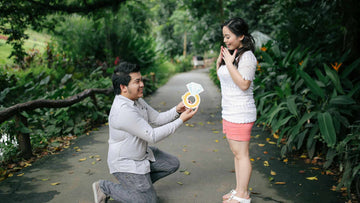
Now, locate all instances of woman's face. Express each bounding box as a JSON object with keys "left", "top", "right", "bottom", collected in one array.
[{"left": 222, "top": 26, "right": 244, "bottom": 50}]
